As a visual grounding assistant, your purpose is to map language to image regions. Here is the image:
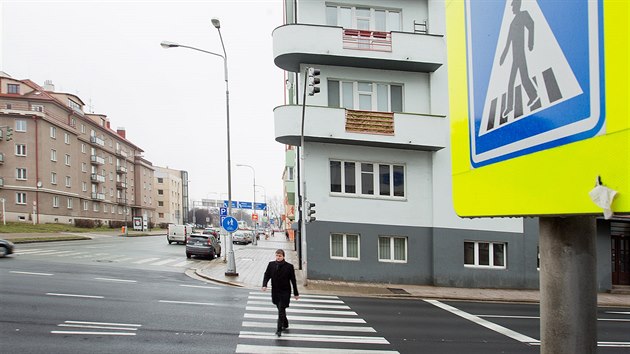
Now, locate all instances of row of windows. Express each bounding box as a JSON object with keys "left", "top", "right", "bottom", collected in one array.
[
  {"left": 329, "top": 234, "right": 508, "bottom": 269},
  {"left": 328, "top": 80, "right": 403, "bottom": 113},
  {"left": 330, "top": 160, "right": 404, "bottom": 198},
  {"left": 14, "top": 192, "right": 130, "bottom": 214},
  {"left": 326, "top": 5, "right": 401, "bottom": 32}
]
